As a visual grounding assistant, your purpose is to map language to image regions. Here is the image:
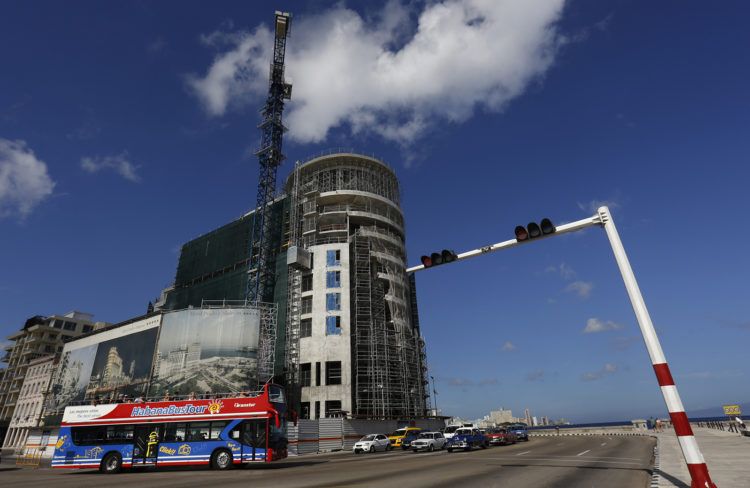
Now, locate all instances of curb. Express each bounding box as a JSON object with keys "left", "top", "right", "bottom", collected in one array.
[
  {"left": 650, "top": 435, "right": 661, "bottom": 487},
  {"left": 530, "top": 432, "right": 647, "bottom": 437}
]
